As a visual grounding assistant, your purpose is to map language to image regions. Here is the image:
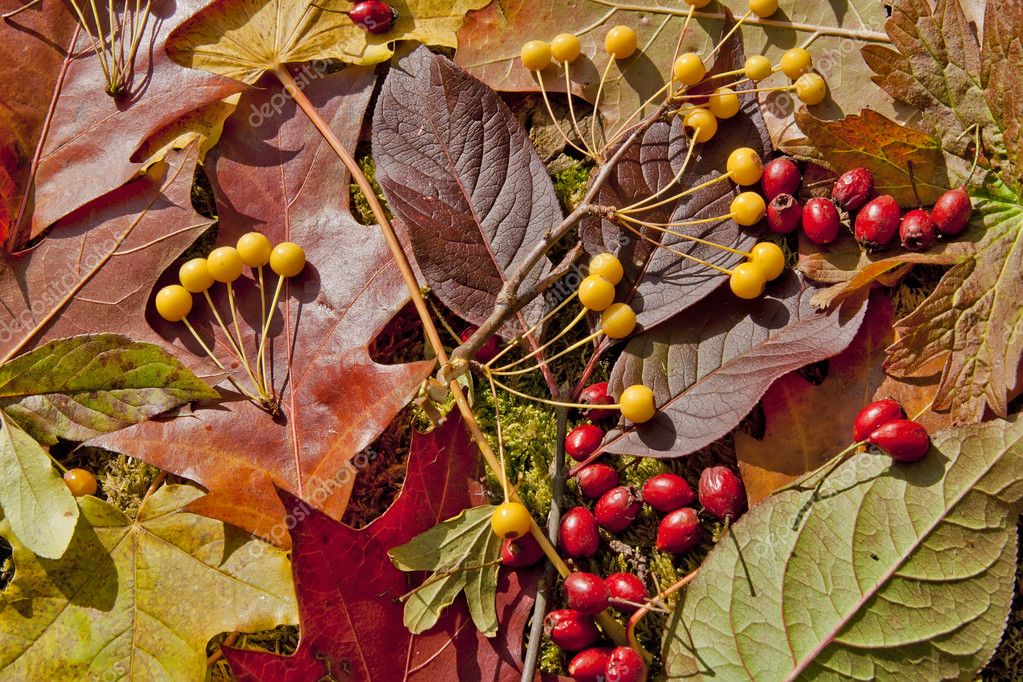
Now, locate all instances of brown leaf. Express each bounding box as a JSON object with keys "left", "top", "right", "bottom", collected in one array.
[{"left": 983, "top": 0, "right": 1023, "bottom": 189}]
